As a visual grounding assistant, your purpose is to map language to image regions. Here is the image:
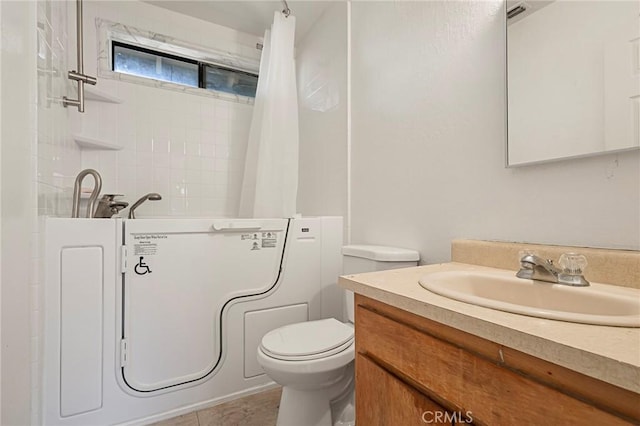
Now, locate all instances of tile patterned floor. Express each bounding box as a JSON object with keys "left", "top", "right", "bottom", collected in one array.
[{"left": 151, "top": 387, "right": 282, "bottom": 426}]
